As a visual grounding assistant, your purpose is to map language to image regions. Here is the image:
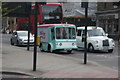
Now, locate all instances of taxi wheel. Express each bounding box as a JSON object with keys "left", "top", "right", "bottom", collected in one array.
[{"left": 88, "top": 44, "right": 94, "bottom": 52}]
